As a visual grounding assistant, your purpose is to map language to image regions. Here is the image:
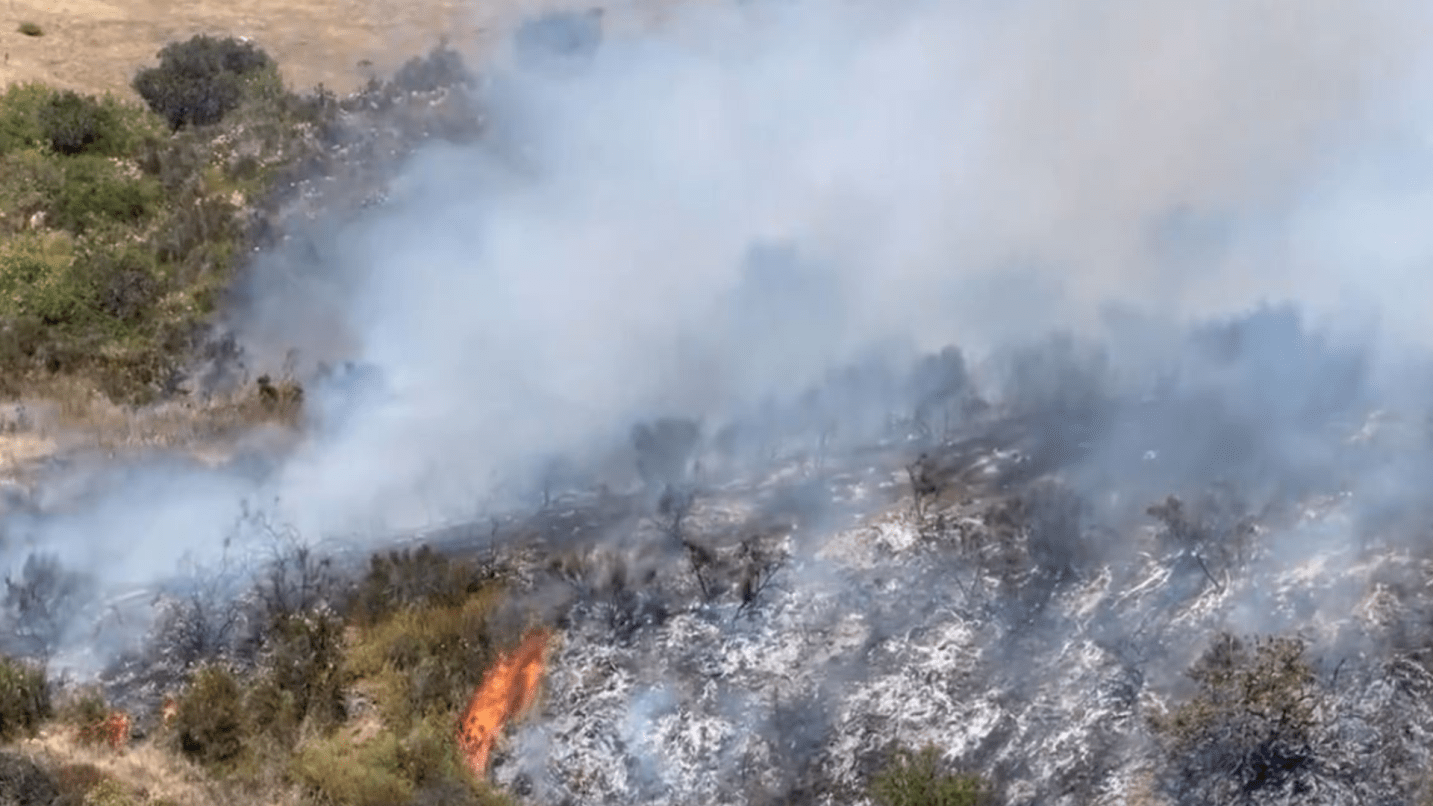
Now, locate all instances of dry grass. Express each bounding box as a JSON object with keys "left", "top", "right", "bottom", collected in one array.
[
  {"left": 0, "top": 0, "right": 651, "bottom": 103},
  {"left": 0, "top": 376, "right": 304, "bottom": 482},
  {"left": 21, "top": 727, "right": 243, "bottom": 806}
]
